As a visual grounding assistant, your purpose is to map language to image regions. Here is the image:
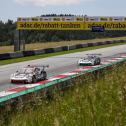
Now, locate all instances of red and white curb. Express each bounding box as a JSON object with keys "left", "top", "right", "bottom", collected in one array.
[{"left": 0, "top": 55, "right": 126, "bottom": 99}]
